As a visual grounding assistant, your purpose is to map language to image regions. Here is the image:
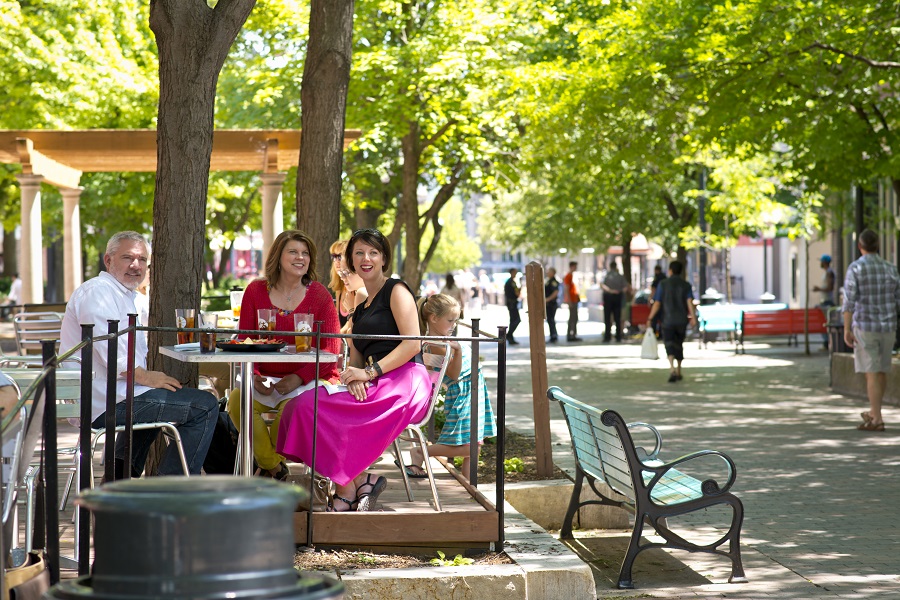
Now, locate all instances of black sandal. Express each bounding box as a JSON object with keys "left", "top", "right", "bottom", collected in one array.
[
  {"left": 355, "top": 474, "right": 387, "bottom": 512},
  {"left": 271, "top": 462, "right": 290, "bottom": 481},
  {"left": 328, "top": 494, "right": 357, "bottom": 512}
]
